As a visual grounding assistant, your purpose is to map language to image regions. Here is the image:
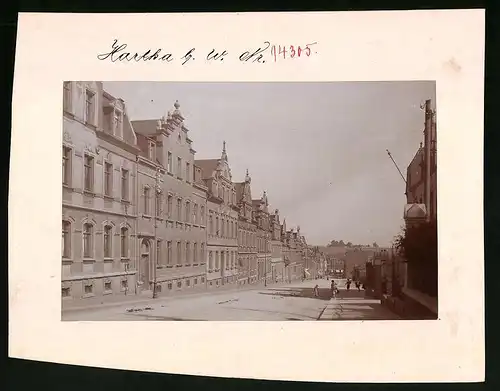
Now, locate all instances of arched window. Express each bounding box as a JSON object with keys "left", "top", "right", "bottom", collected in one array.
[
  {"left": 120, "top": 227, "right": 129, "bottom": 258},
  {"left": 62, "top": 220, "right": 71, "bottom": 258},
  {"left": 103, "top": 225, "right": 112, "bottom": 258},
  {"left": 83, "top": 223, "right": 93, "bottom": 258},
  {"left": 209, "top": 251, "right": 213, "bottom": 270}
]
